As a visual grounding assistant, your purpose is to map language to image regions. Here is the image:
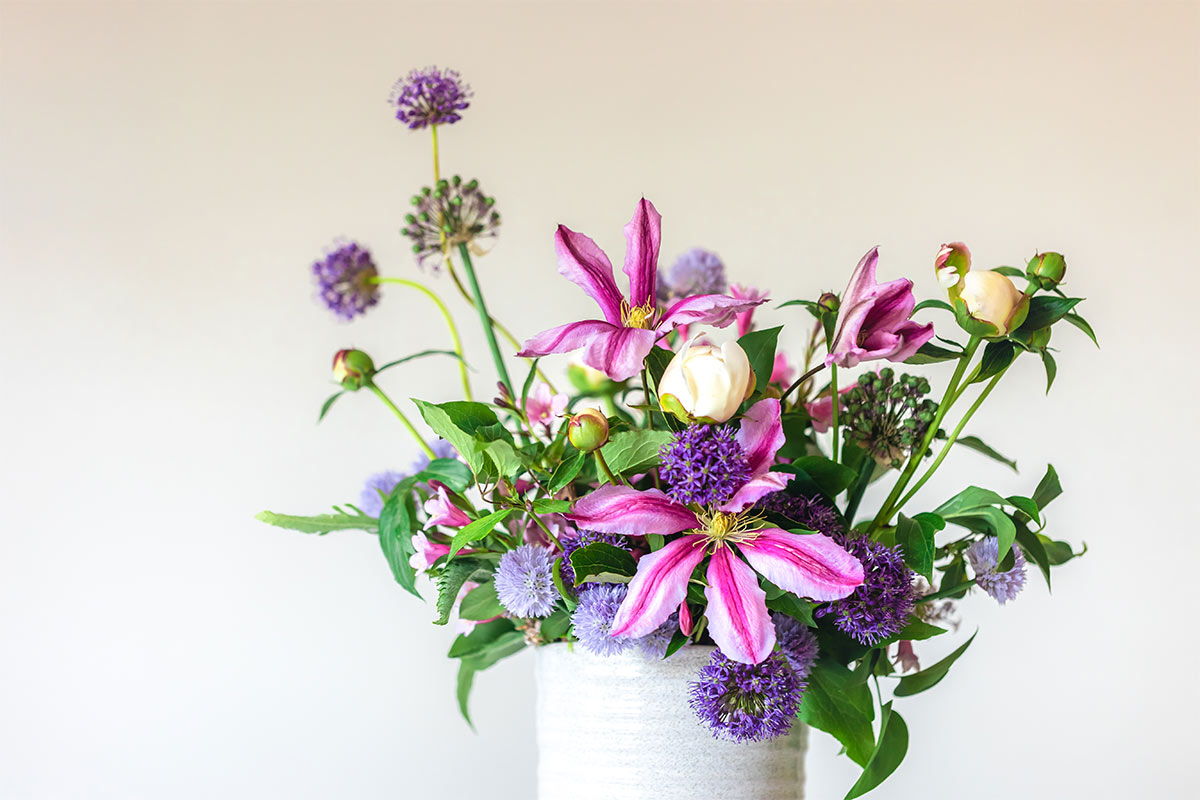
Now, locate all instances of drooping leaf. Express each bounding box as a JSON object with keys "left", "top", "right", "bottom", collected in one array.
[
  {"left": 844, "top": 702, "right": 909, "bottom": 800},
  {"left": 570, "top": 542, "right": 638, "bottom": 585},
  {"left": 1033, "top": 464, "right": 1062, "bottom": 509},
  {"left": 798, "top": 658, "right": 876, "bottom": 767},
  {"left": 1063, "top": 312, "right": 1099, "bottom": 347},
  {"left": 738, "top": 325, "right": 782, "bottom": 395},
  {"left": 896, "top": 514, "right": 934, "bottom": 581},
  {"left": 1041, "top": 349, "right": 1057, "bottom": 393},
  {"left": 434, "top": 558, "right": 488, "bottom": 626},
  {"left": 893, "top": 632, "right": 977, "bottom": 697},
  {"left": 913, "top": 299, "right": 953, "bottom": 314},
  {"left": 1014, "top": 519, "right": 1052, "bottom": 589},
  {"left": 548, "top": 450, "right": 586, "bottom": 494},
  {"left": 598, "top": 429, "right": 674, "bottom": 476},
  {"left": 374, "top": 349, "right": 465, "bottom": 375},
  {"left": 460, "top": 631, "right": 527, "bottom": 671},
  {"left": 447, "top": 508, "right": 516, "bottom": 559},
  {"left": 459, "top": 582, "right": 505, "bottom": 621},
  {"left": 447, "top": 618, "right": 516, "bottom": 659},
  {"left": 456, "top": 660, "right": 476, "bottom": 728},
  {"left": 955, "top": 435, "right": 1017, "bottom": 471},
  {"left": 968, "top": 339, "right": 1016, "bottom": 385},
  {"left": 254, "top": 510, "right": 376, "bottom": 534},
  {"left": 1005, "top": 495, "right": 1040, "bottom": 525},
  {"left": 317, "top": 391, "right": 345, "bottom": 423},
  {"left": 378, "top": 476, "right": 422, "bottom": 597}
]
